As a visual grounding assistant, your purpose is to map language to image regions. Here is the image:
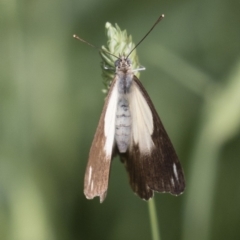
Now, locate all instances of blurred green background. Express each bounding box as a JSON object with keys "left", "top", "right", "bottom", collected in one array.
[{"left": 1, "top": 0, "right": 240, "bottom": 240}]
